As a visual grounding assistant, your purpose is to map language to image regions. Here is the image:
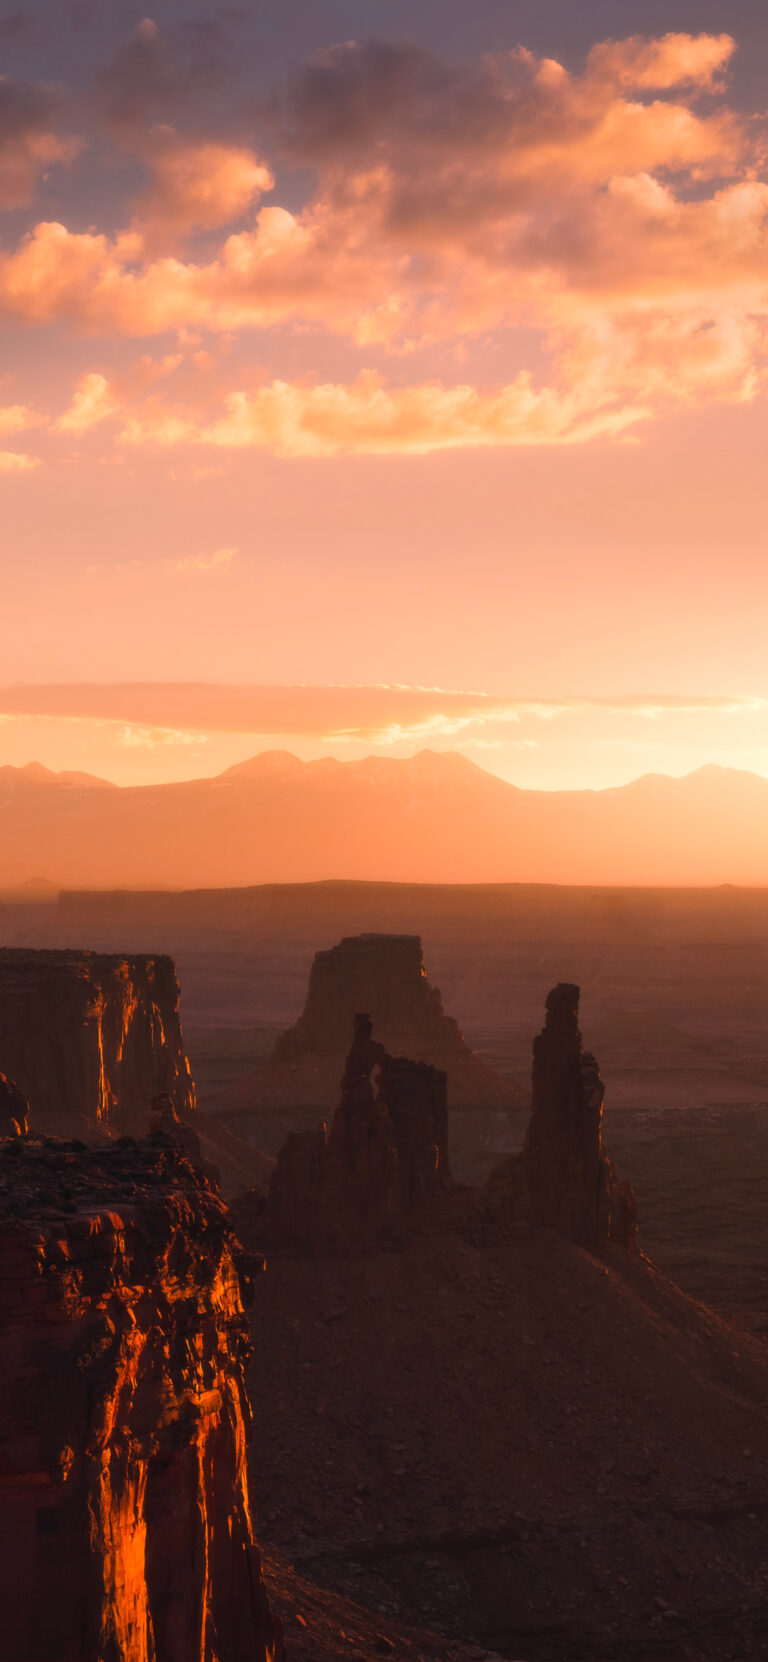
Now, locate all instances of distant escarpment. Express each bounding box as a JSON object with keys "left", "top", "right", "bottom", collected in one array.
[
  {"left": 246, "top": 984, "right": 635, "bottom": 1260},
  {"left": 0, "top": 1132, "right": 281, "bottom": 1662},
  {"left": 0, "top": 949, "right": 195, "bottom": 1139},
  {"left": 240, "top": 932, "right": 506, "bottom": 1115}
]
